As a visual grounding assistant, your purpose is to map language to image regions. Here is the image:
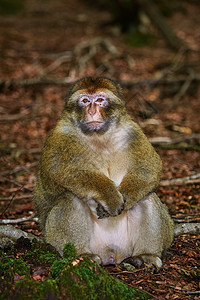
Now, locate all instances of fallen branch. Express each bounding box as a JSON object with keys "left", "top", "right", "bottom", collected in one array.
[
  {"left": 1, "top": 73, "right": 200, "bottom": 89},
  {"left": 0, "top": 162, "right": 38, "bottom": 176},
  {"left": 70, "top": 37, "right": 134, "bottom": 74},
  {"left": 0, "top": 214, "right": 38, "bottom": 224},
  {"left": 174, "top": 223, "right": 200, "bottom": 236},
  {"left": 137, "top": 0, "right": 187, "bottom": 50},
  {"left": 173, "top": 217, "right": 200, "bottom": 224},
  {"left": 0, "top": 225, "right": 43, "bottom": 249},
  {"left": 0, "top": 195, "right": 32, "bottom": 201},
  {"left": 149, "top": 134, "right": 200, "bottom": 150},
  {"left": 160, "top": 173, "right": 200, "bottom": 186},
  {"left": 39, "top": 53, "right": 72, "bottom": 76},
  {"left": 172, "top": 212, "right": 200, "bottom": 218},
  {"left": 0, "top": 76, "right": 74, "bottom": 89},
  {"left": 0, "top": 112, "right": 29, "bottom": 121},
  {"left": 149, "top": 134, "right": 200, "bottom": 145},
  {"left": 0, "top": 176, "right": 33, "bottom": 192},
  {"left": 0, "top": 193, "right": 16, "bottom": 219},
  {"left": 172, "top": 70, "right": 195, "bottom": 104},
  {"left": 169, "top": 285, "right": 200, "bottom": 295}
]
